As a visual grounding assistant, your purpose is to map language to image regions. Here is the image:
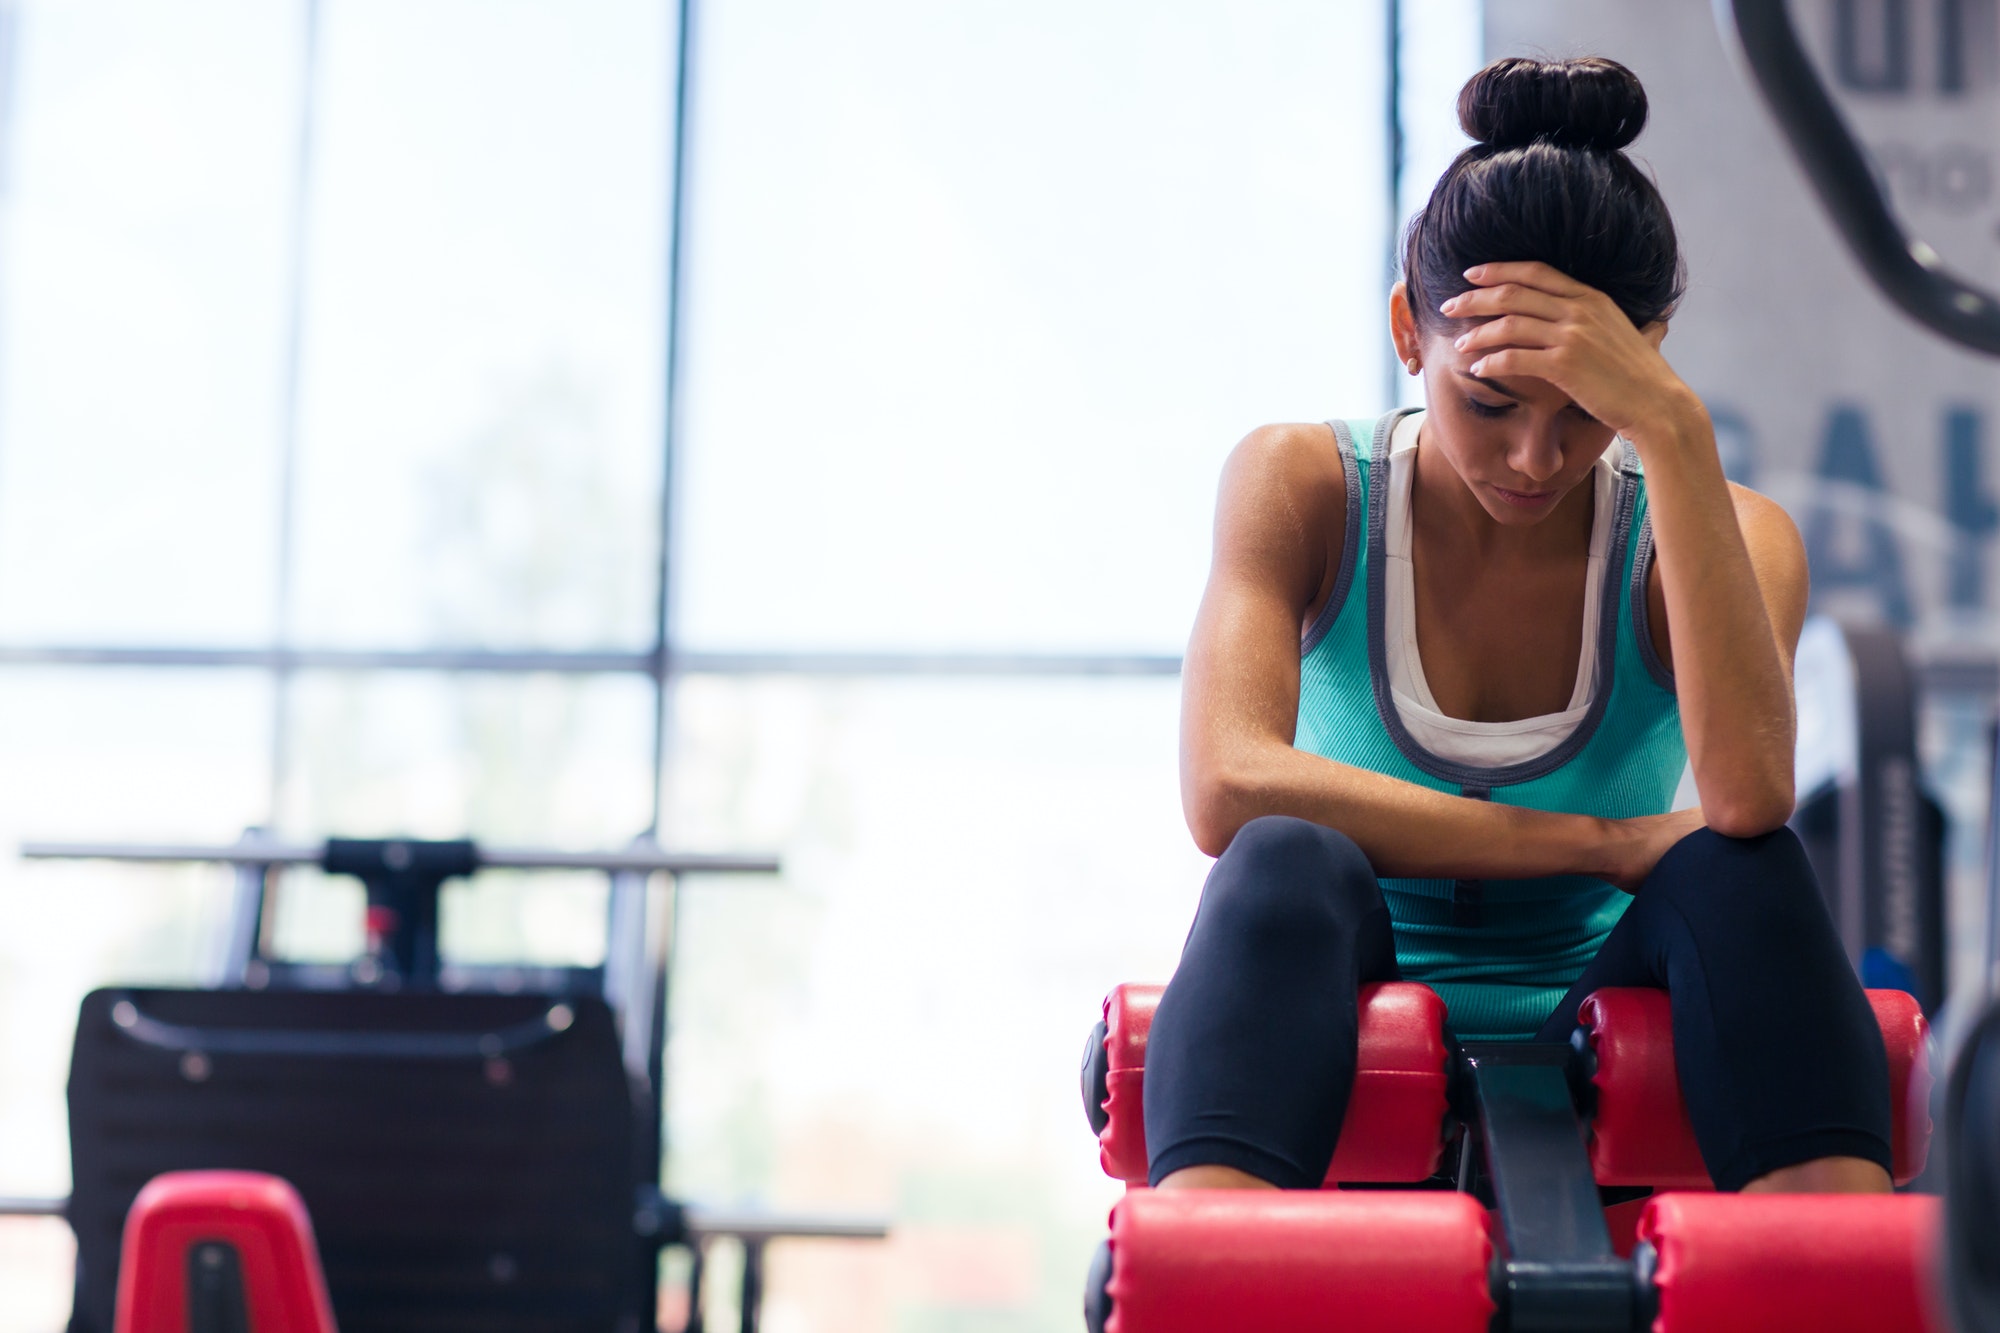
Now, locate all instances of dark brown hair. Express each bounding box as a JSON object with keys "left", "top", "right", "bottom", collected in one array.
[{"left": 1404, "top": 56, "right": 1685, "bottom": 333}]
